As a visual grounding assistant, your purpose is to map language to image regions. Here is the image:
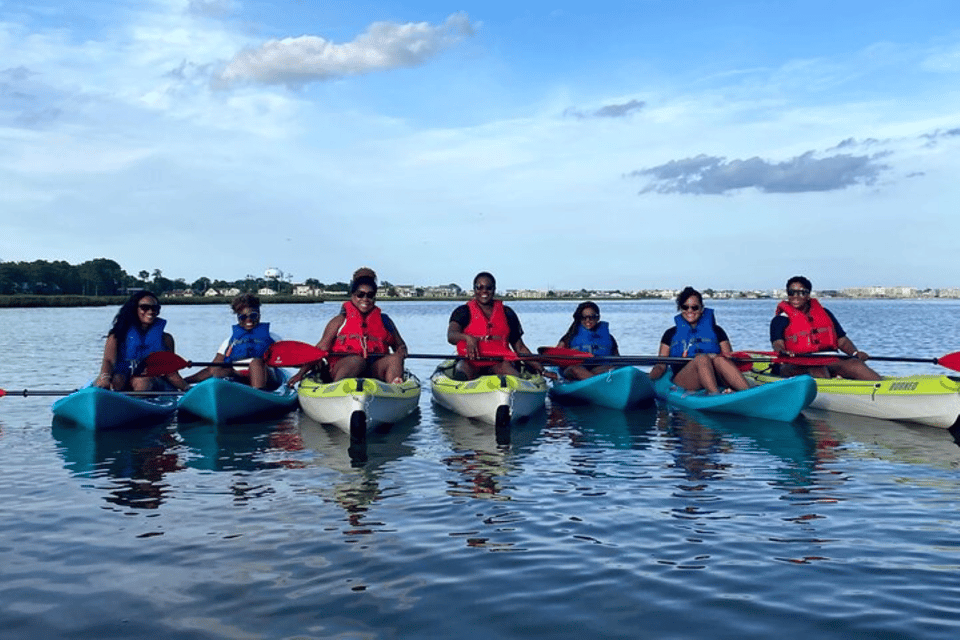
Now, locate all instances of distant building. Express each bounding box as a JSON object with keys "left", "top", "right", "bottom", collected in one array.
[{"left": 293, "top": 285, "right": 323, "bottom": 297}]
